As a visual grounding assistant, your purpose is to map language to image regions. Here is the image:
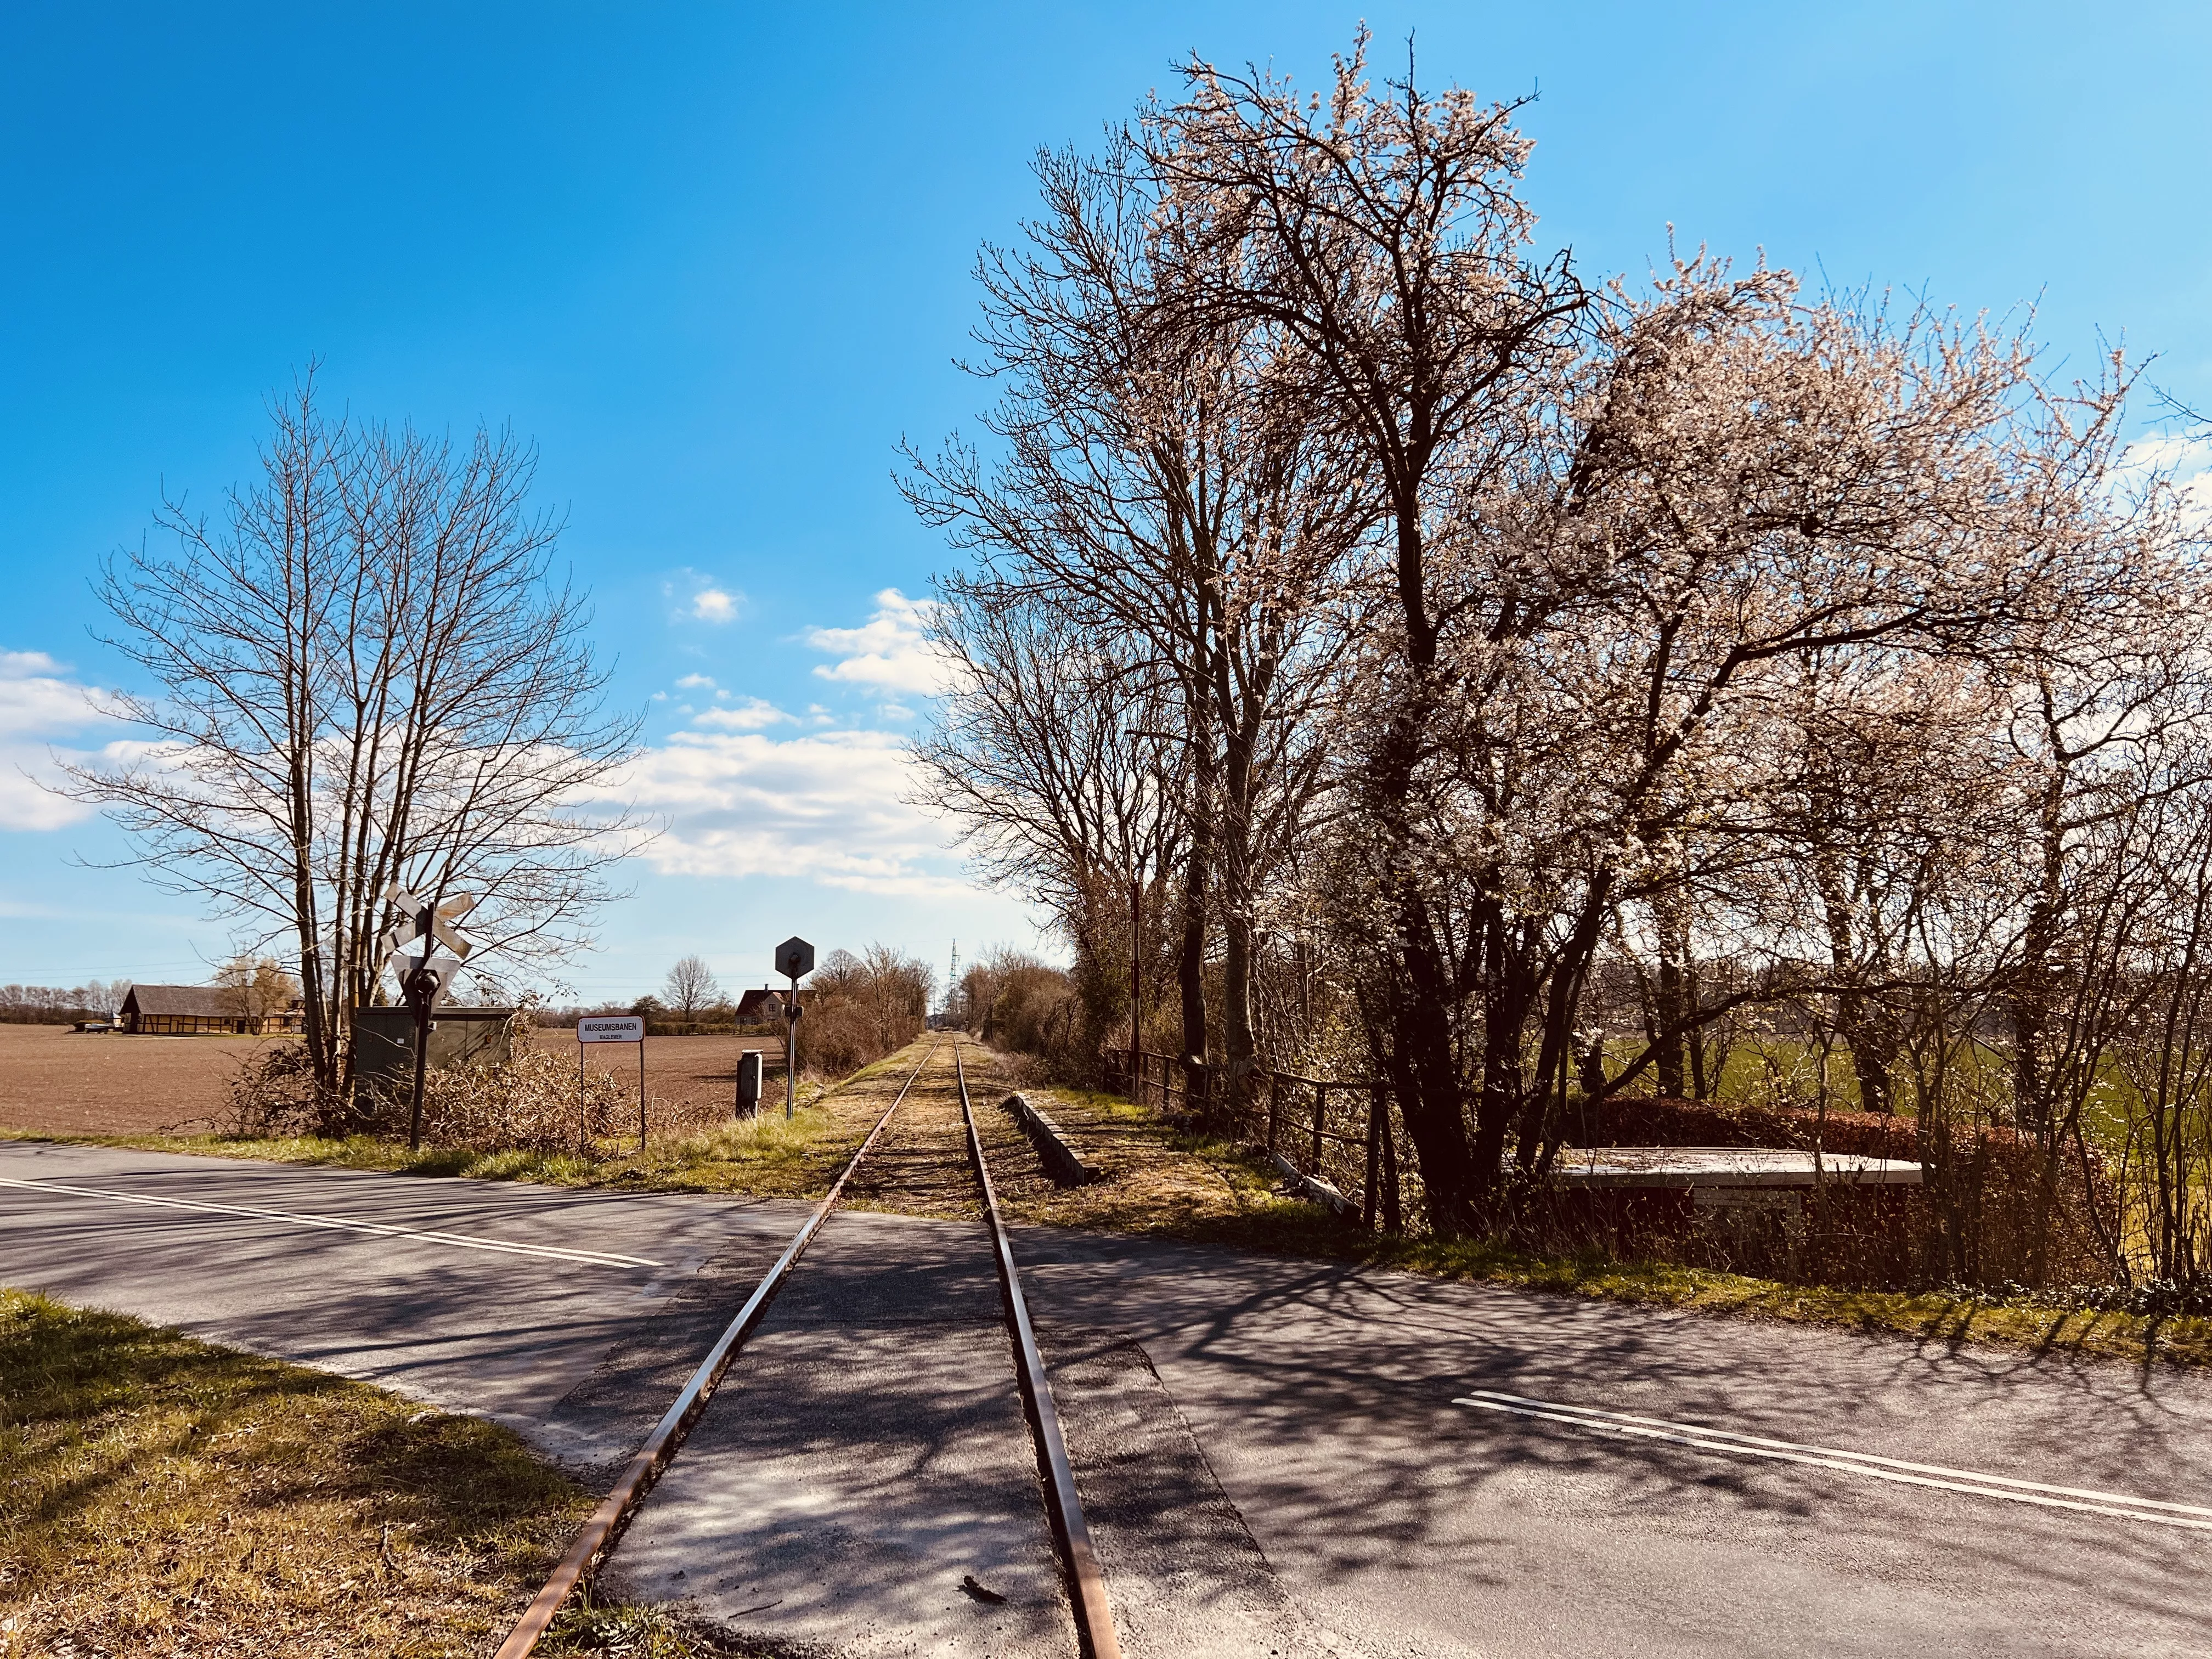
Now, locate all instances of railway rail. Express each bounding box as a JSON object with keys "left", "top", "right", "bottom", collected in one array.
[{"left": 494, "top": 1034, "right": 1122, "bottom": 1659}]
